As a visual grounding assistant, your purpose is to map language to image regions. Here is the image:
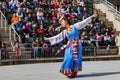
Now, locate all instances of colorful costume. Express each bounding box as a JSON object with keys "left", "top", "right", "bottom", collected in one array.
[{"left": 48, "top": 17, "right": 92, "bottom": 76}]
